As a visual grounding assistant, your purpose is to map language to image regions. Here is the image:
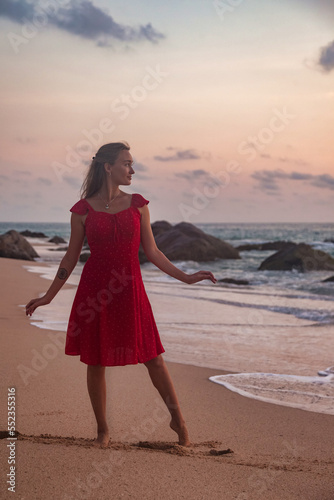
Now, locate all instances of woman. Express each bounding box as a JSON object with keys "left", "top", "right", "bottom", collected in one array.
[{"left": 26, "top": 141, "right": 217, "bottom": 448}]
